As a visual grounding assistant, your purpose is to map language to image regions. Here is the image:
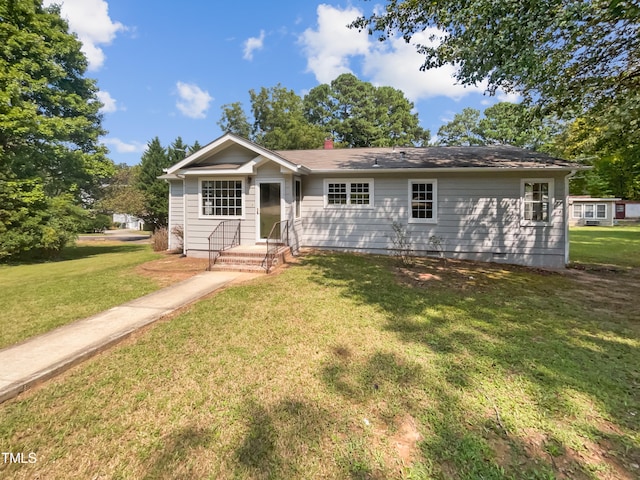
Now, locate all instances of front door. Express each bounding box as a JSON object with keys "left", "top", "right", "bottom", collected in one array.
[{"left": 259, "top": 182, "right": 282, "bottom": 240}]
